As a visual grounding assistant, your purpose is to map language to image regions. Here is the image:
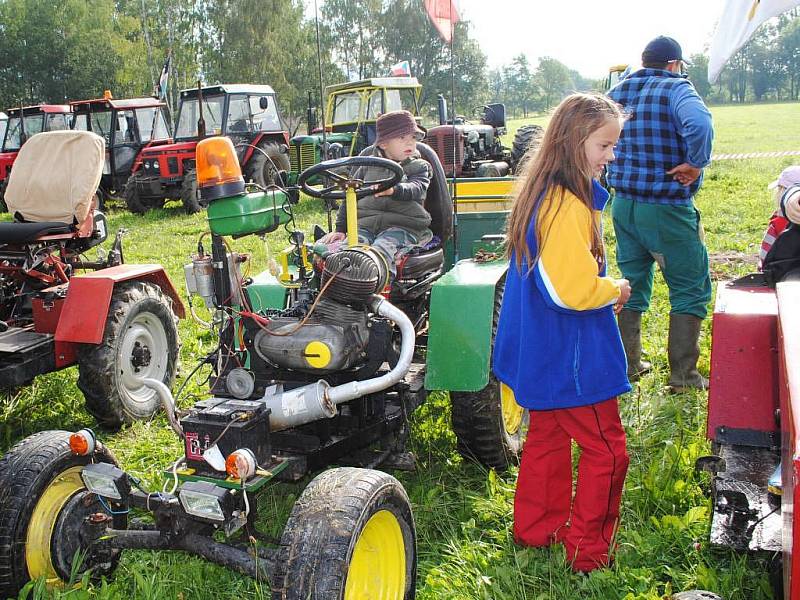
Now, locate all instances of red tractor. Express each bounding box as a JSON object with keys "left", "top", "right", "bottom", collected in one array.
[
  {"left": 0, "top": 129, "right": 184, "bottom": 428},
  {"left": 125, "top": 84, "right": 290, "bottom": 214},
  {"left": 70, "top": 94, "right": 172, "bottom": 208},
  {"left": 0, "top": 104, "right": 72, "bottom": 210}
]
